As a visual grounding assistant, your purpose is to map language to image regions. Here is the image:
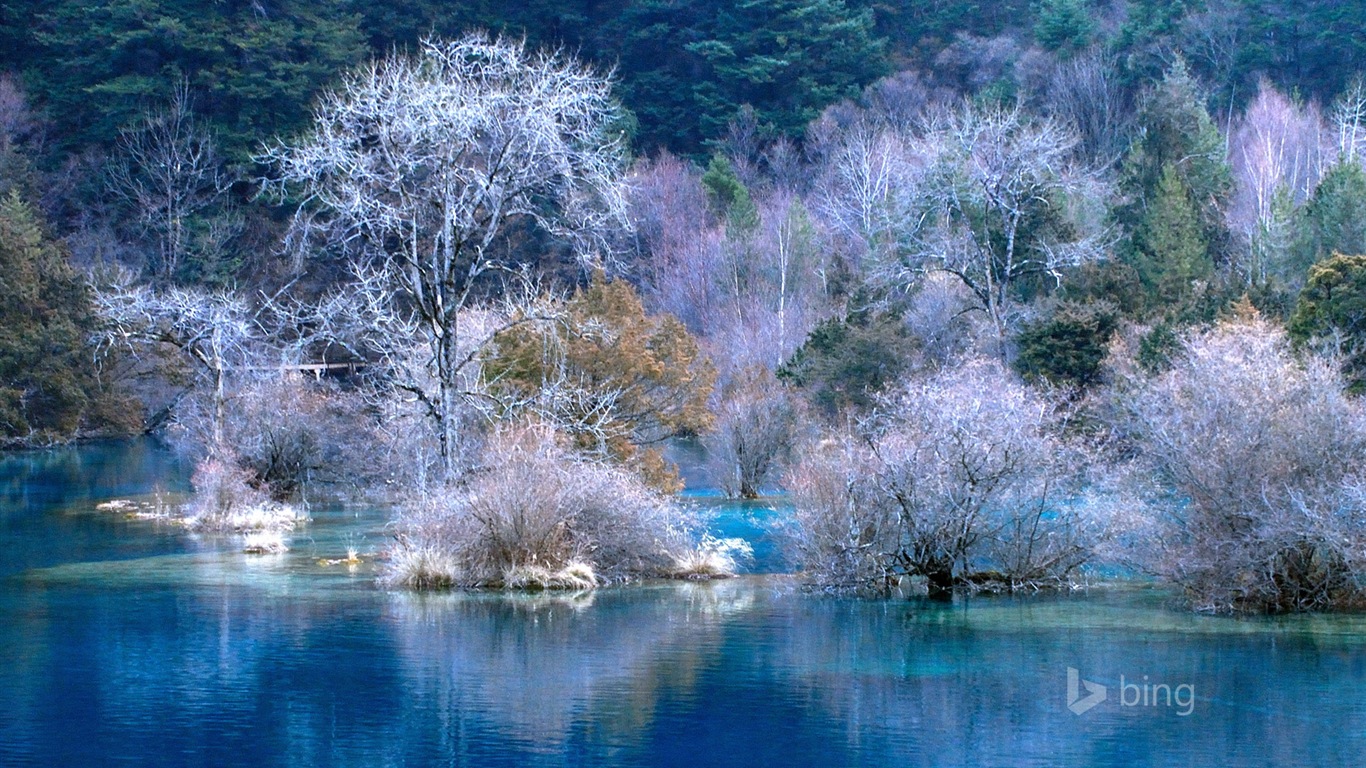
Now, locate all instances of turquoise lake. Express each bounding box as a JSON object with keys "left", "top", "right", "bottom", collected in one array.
[{"left": 3, "top": 440, "right": 1366, "bottom": 767}]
